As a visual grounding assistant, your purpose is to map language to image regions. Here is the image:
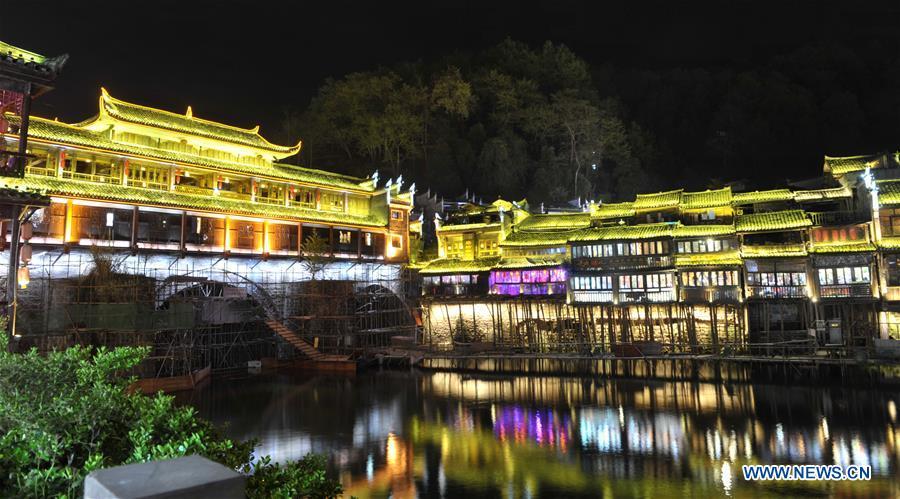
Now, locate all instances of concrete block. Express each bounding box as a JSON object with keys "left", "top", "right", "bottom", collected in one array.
[{"left": 84, "top": 455, "right": 245, "bottom": 499}]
